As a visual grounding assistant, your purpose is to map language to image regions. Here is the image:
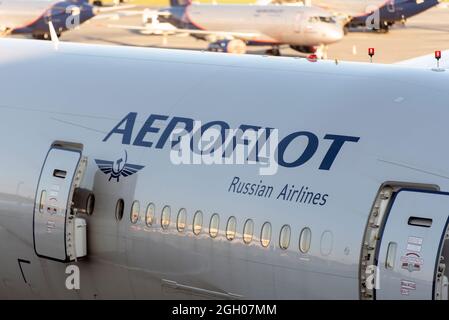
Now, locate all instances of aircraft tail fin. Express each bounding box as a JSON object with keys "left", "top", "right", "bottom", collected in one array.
[{"left": 170, "top": 0, "right": 192, "bottom": 7}]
